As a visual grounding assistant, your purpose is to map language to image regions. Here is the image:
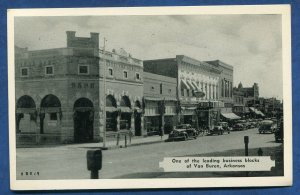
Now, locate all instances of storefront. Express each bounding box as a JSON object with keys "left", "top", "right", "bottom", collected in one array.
[
  {"left": 195, "top": 101, "right": 220, "bottom": 130},
  {"left": 144, "top": 98, "right": 162, "bottom": 136}
]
